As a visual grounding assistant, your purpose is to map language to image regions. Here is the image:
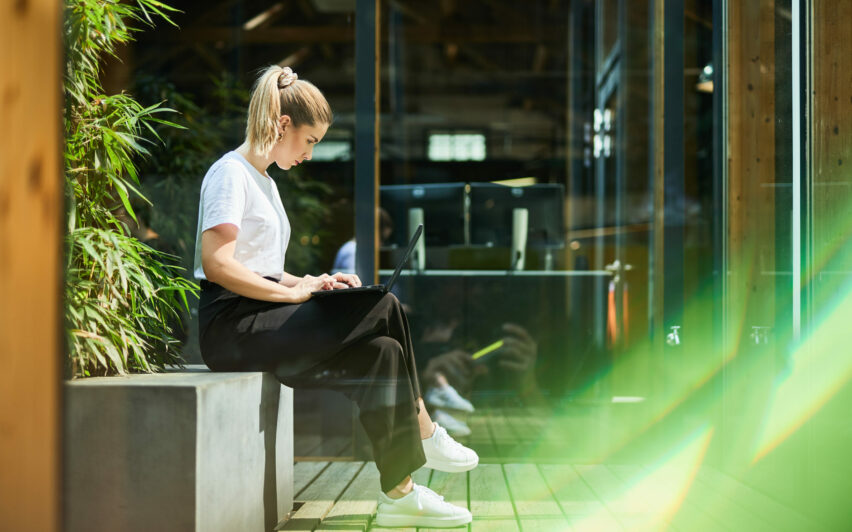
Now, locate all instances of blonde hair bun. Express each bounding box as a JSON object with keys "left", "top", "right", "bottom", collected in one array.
[{"left": 278, "top": 67, "right": 298, "bottom": 89}]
